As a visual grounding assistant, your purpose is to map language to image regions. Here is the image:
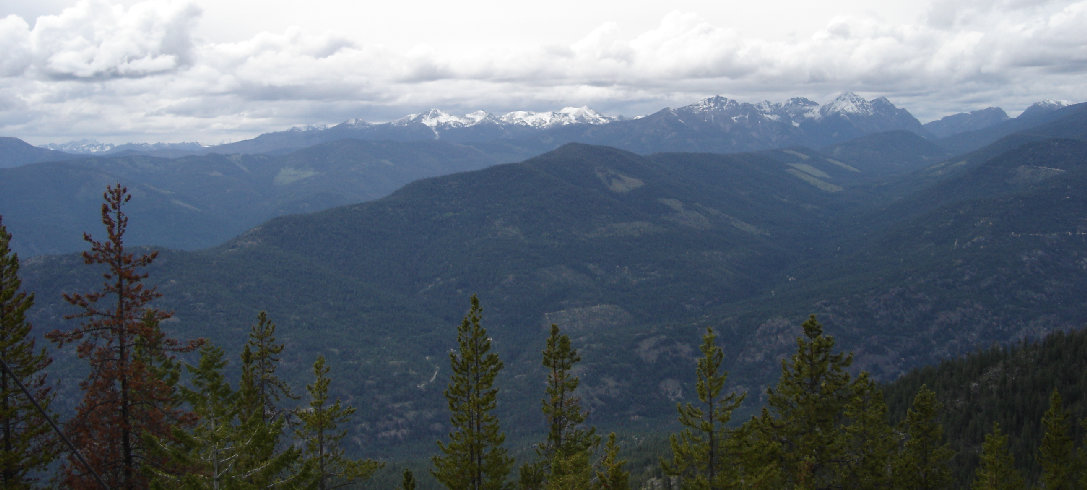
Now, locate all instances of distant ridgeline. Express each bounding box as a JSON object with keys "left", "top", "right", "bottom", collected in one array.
[{"left": 884, "top": 327, "right": 1087, "bottom": 486}]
